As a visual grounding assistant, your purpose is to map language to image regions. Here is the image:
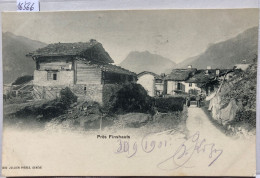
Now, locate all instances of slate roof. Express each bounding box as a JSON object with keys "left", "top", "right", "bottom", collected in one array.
[
  {"left": 186, "top": 69, "right": 232, "bottom": 83},
  {"left": 137, "top": 71, "right": 160, "bottom": 78},
  {"left": 82, "top": 62, "right": 136, "bottom": 76},
  {"left": 165, "top": 68, "right": 233, "bottom": 83},
  {"left": 28, "top": 40, "right": 114, "bottom": 64},
  {"left": 100, "top": 64, "right": 136, "bottom": 76},
  {"left": 165, "top": 68, "right": 197, "bottom": 81},
  {"left": 137, "top": 71, "right": 165, "bottom": 80},
  {"left": 138, "top": 71, "right": 157, "bottom": 77}
]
